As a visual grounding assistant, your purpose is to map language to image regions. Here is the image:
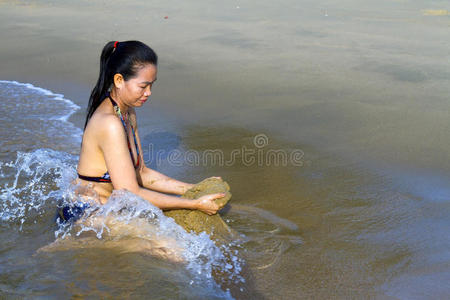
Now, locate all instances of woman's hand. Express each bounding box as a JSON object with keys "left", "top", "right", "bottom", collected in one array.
[{"left": 194, "top": 193, "right": 226, "bottom": 215}]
